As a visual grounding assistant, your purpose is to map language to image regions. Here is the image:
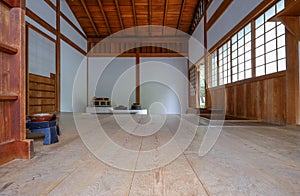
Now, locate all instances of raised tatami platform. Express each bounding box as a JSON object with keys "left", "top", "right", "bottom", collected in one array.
[{"left": 0, "top": 113, "right": 299, "bottom": 195}]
